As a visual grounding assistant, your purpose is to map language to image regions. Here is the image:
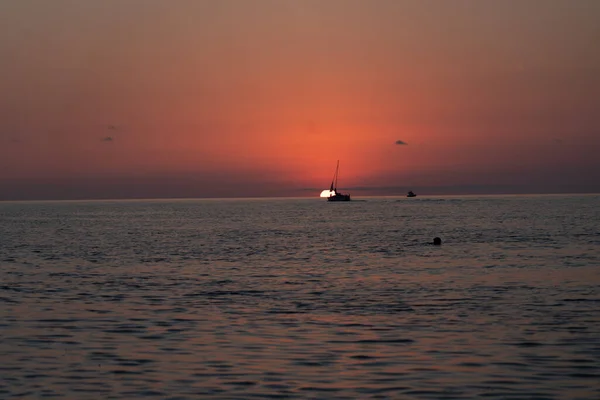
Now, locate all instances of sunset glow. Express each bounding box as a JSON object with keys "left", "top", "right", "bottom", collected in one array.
[{"left": 1, "top": 0, "right": 599, "bottom": 200}]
